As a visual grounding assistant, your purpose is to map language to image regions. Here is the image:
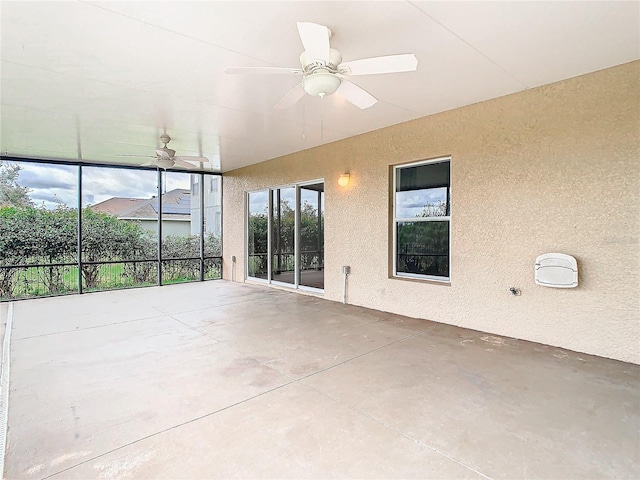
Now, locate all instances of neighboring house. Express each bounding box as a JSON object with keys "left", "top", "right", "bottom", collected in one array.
[
  {"left": 189, "top": 175, "right": 222, "bottom": 237},
  {"left": 91, "top": 188, "right": 191, "bottom": 239}
]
